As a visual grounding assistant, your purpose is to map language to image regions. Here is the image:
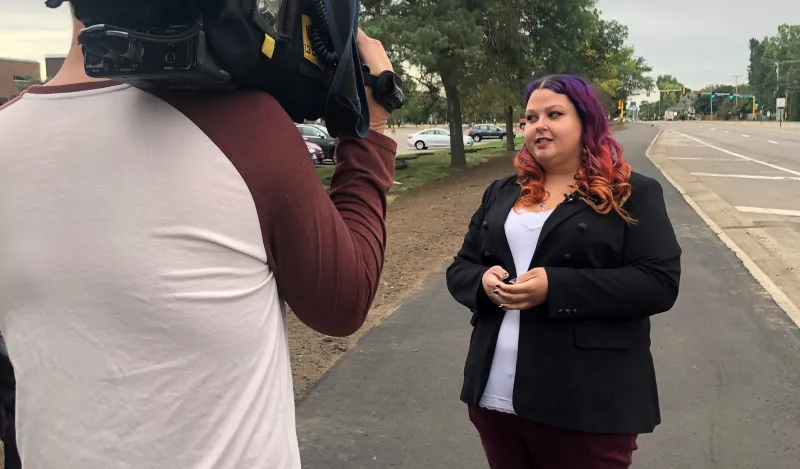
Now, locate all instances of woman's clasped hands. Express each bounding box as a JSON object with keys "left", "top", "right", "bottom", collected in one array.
[{"left": 481, "top": 266, "right": 549, "bottom": 311}]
